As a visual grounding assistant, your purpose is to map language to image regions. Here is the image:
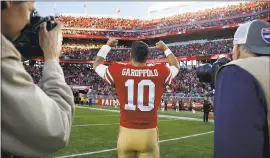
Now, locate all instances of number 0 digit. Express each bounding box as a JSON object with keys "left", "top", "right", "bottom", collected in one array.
[{"left": 125, "top": 79, "right": 155, "bottom": 111}]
